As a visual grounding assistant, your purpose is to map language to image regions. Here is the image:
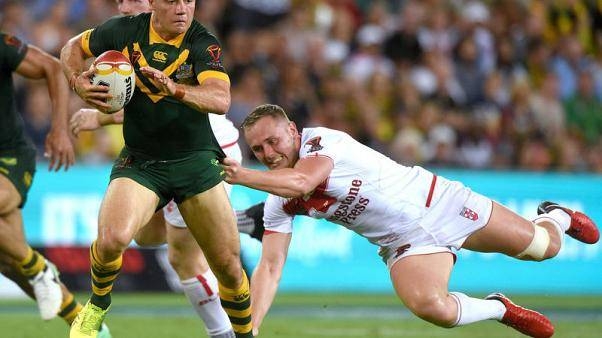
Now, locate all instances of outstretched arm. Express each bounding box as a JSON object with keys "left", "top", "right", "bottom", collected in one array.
[
  {"left": 251, "top": 231, "right": 291, "bottom": 336},
  {"left": 15, "top": 44, "right": 75, "bottom": 171},
  {"left": 69, "top": 108, "right": 124, "bottom": 136},
  {"left": 222, "top": 156, "right": 334, "bottom": 198}
]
